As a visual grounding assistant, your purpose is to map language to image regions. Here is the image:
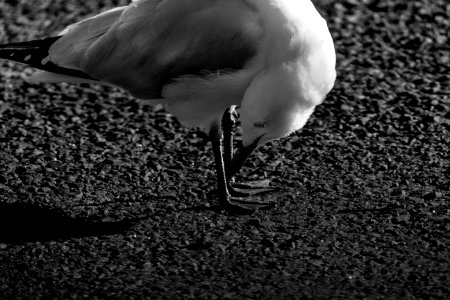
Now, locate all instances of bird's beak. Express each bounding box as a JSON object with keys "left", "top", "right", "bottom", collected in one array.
[{"left": 228, "top": 136, "right": 262, "bottom": 180}]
